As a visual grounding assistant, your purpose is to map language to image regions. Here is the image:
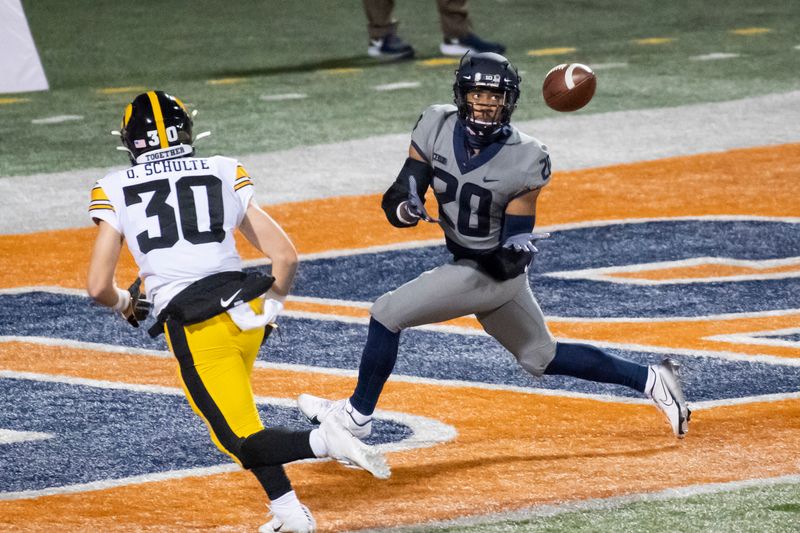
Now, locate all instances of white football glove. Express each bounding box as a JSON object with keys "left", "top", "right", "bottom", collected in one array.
[{"left": 227, "top": 298, "right": 283, "bottom": 331}]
